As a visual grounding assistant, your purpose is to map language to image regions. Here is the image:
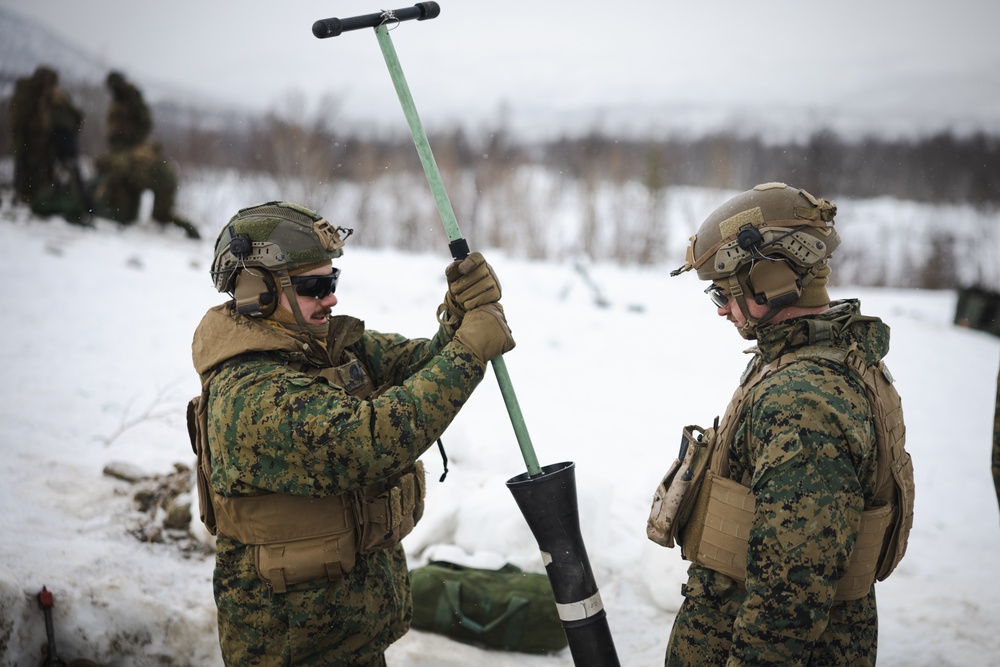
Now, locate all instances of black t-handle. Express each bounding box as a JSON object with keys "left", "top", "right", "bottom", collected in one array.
[{"left": 312, "top": 2, "right": 441, "bottom": 38}]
